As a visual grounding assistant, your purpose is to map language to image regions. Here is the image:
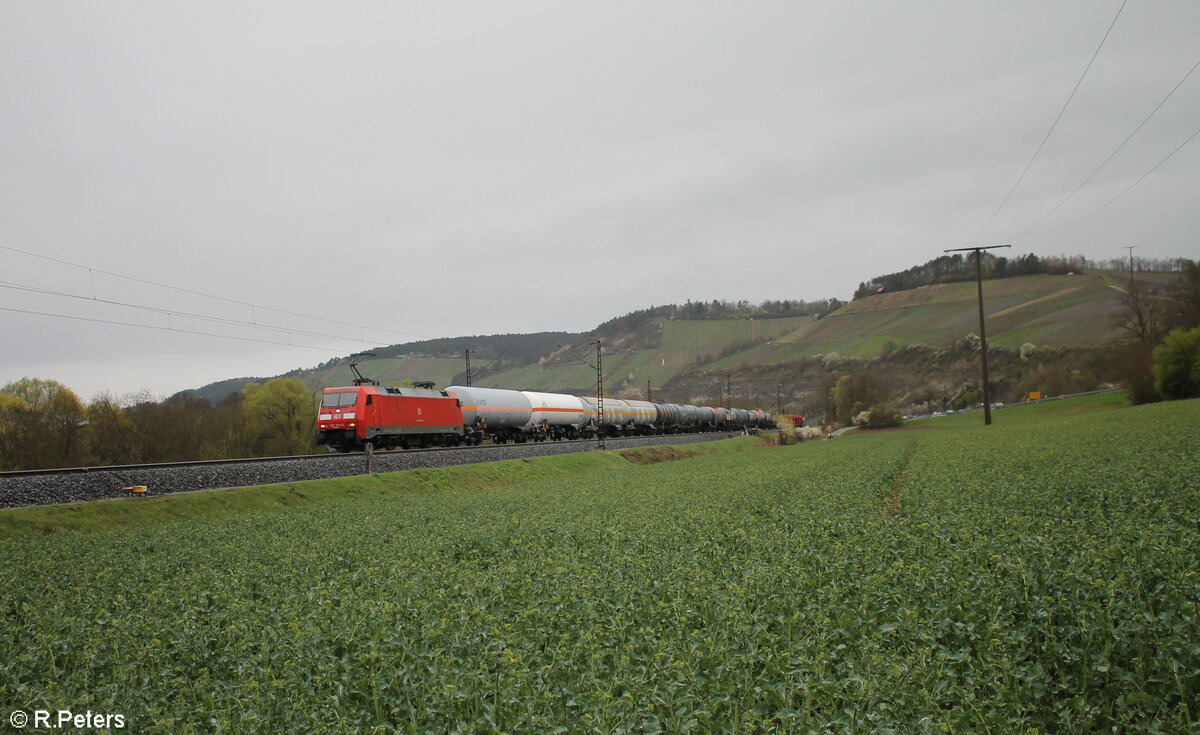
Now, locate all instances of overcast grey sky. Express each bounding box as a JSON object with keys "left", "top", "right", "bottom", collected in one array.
[{"left": 2, "top": 1, "right": 1197, "bottom": 400}]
